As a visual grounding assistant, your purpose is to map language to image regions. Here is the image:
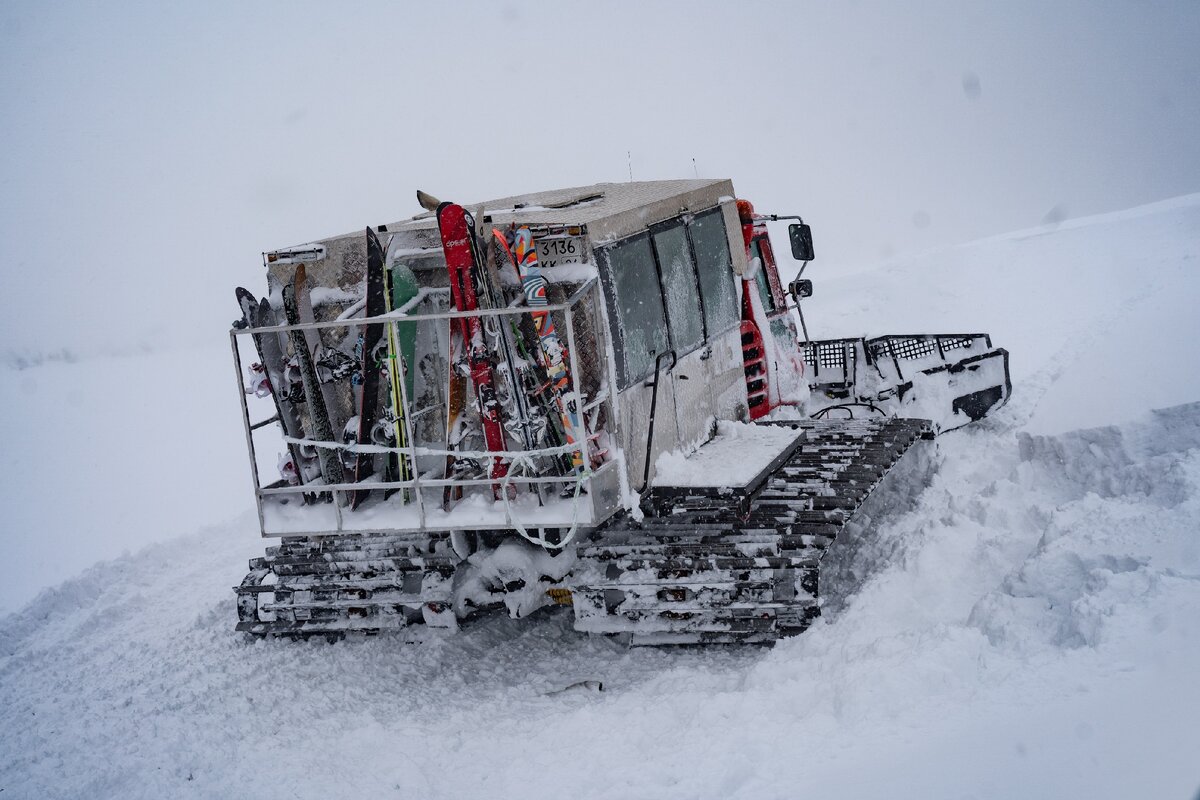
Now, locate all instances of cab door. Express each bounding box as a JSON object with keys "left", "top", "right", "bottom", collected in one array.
[
  {"left": 597, "top": 233, "right": 681, "bottom": 490},
  {"left": 597, "top": 209, "right": 745, "bottom": 490},
  {"left": 649, "top": 219, "right": 716, "bottom": 449}
]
